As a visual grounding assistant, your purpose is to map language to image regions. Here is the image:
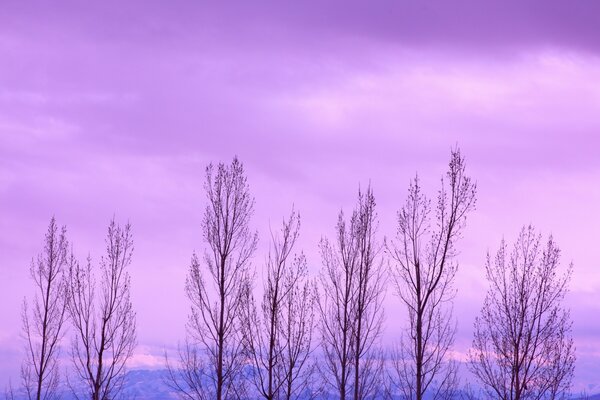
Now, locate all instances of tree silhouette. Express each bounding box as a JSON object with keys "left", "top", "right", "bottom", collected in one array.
[
  {"left": 66, "top": 219, "right": 137, "bottom": 400},
  {"left": 21, "top": 217, "right": 69, "bottom": 400},
  {"left": 166, "top": 157, "right": 257, "bottom": 400},
  {"left": 468, "top": 226, "right": 575, "bottom": 400},
  {"left": 241, "top": 209, "right": 318, "bottom": 400},
  {"left": 387, "top": 148, "right": 476, "bottom": 400},
  {"left": 318, "top": 185, "right": 386, "bottom": 400}
]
